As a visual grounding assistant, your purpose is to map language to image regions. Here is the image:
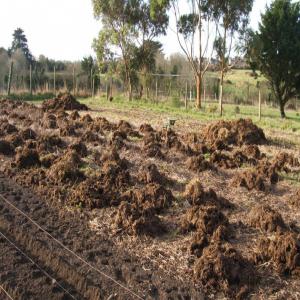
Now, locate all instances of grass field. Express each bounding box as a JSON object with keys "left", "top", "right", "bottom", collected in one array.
[{"left": 81, "top": 95, "right": 300, "bottom": 135}]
